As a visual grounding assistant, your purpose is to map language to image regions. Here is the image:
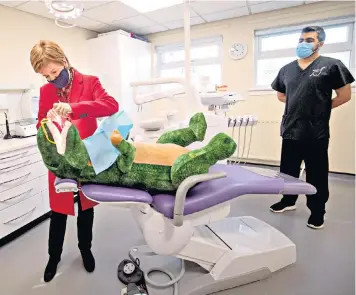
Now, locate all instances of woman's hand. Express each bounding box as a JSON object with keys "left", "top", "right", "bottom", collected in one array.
[
  {"left": 47, "top": 109, "right": 58, "bottom": 120},
  {"left": 53, "top": 102, "right": 72, "bottom": 117}
]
